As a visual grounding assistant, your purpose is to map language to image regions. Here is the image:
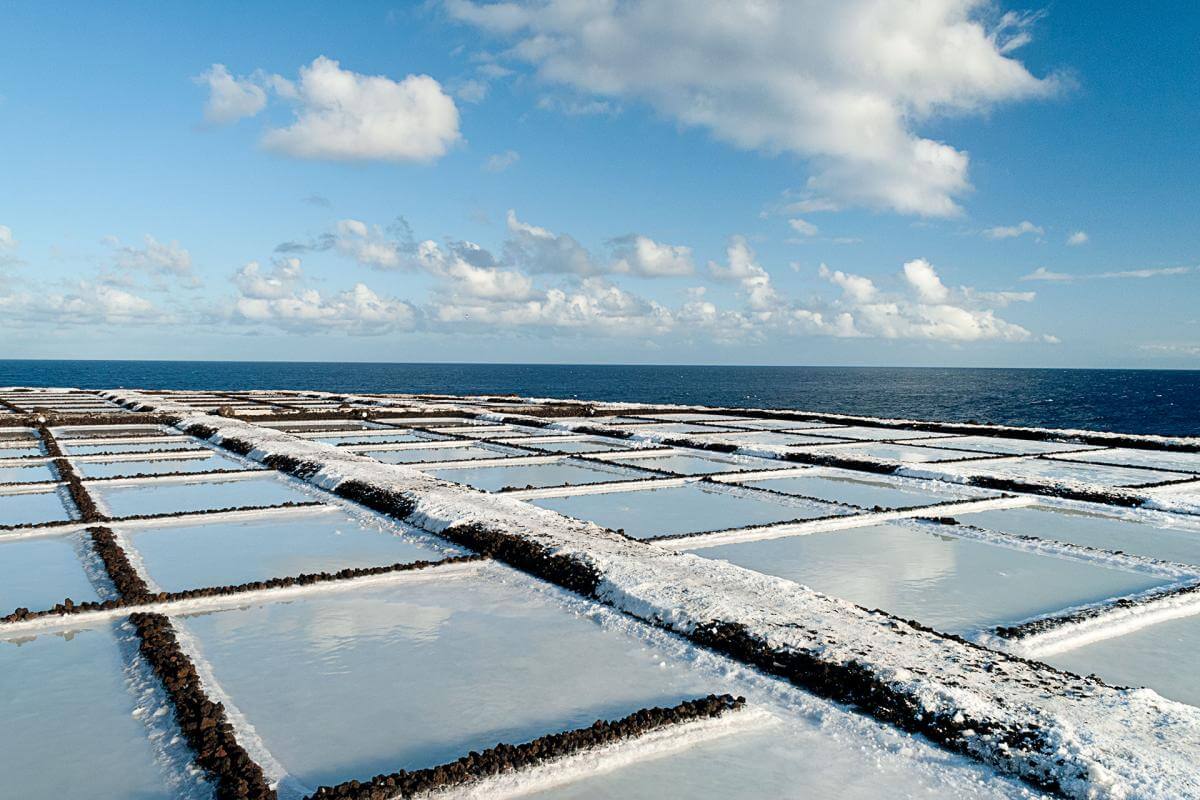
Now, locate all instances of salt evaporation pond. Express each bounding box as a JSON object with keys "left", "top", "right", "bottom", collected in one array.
[
  {"left": 93, "top": 475, "right": 312, "bottom": 518},
  {"left": 957, "top": 505, "right": 1200, "bottom": 567},
  {"left": 524, "top": 437, "right": 634, "bottom": 454},
  {"left": 123, "top": 509, "right": 457, "bottom": 591},
  {"left": 0, "top": 533, "right": 100, "bottom": 612},
  {"left": 64, "top": 440, "right": 203, "bottom": 455},
  {"left": 427, "top": 460, "right": 632, "bottom": 492},
  {"left": 0, "top": 462, "right": 56, "bottom": 483},
  {"left": 606, "top": 453, "right": 783, "bottom": 475},
  {"left": 533, "top": 483, "right": 849, "bottom": 539},
  {"left": 691, "top": 522, "right": 1167, "bottom": 636},
  {"left": 75, "top": 452, "right": 251, "bottom": 478},
  {"left": 920, "top": 435, "right": 1104, "bottom": 456},
  {"left": 927, "top": 457, "right": 1176, "bottom": 488},
  {"left": 742, "top": 471, "right": 991, "bottom": 509},
  {"left": 0, "top": 489, "right": 72, "bottom": 526},
  {"left": 0, "top": 622, "right": 190, "bottom": 799},
  {"left": 1042, "top": 614, "right": 1200, "bottom": 708},
  {"left": 177, "top": 571, "right": 732, "bottom": 790},
  {"left": 366, "top": 444, "right": 520, "bottom": 464}
]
